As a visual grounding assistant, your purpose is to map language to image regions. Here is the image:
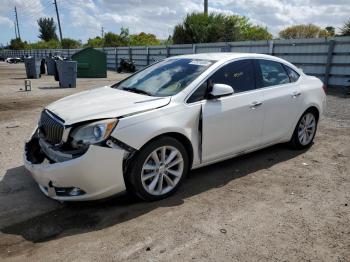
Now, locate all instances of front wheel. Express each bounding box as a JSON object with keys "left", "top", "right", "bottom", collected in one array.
[
  {"left": 289, "top": 110, "right": 318, "bottom": 149},
  {"left": 127, "top": 137, "right": 189, "bottom": 201}
]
